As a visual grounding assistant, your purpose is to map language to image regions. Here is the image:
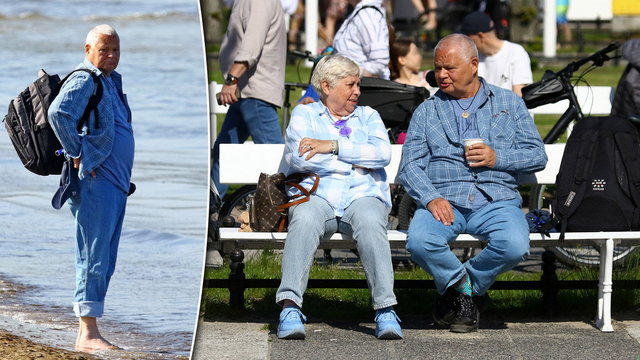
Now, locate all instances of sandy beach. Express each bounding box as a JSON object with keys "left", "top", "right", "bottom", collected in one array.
[{"left": 0, "top": 331, "right": 97, "bottom": 360}]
